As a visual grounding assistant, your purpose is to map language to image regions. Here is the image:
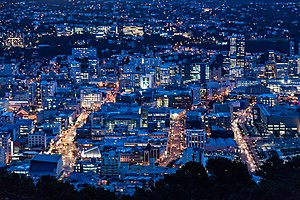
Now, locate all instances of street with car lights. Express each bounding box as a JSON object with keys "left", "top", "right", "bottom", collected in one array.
[
  {"left": 47, "top": 89, "right": 117, "bottom": 177},
  {"left": 233, "top": 108, "right": 259, "bottom": 172},
  {"left": 47, "top": 111, "right": 89, "bottom": 177},
  {"left": 160, "top": 112, "right": 185, "bottom": 167}
]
